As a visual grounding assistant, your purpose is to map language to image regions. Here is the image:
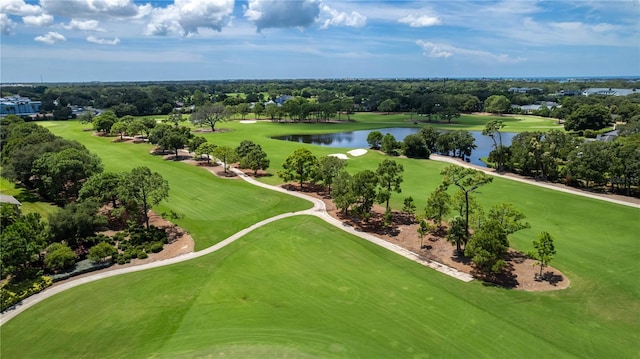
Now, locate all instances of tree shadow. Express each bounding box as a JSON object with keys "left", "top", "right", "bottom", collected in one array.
[{"left": 535, "top": 271, "right": 565, "bottom": 286}]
